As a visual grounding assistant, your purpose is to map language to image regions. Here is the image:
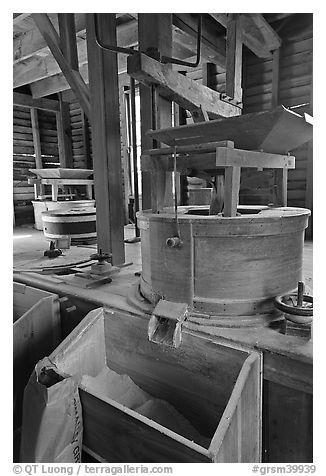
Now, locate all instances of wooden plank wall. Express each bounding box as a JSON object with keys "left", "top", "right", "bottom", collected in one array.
[
  {"left": 69, "top": 100, "right": 93, "bottom": 168},
  {"left": 241, "top": 20, "right": 313, "bottom": 209},
  {"left": 184, "top": 19, "right": 313, "bottom": 214},
  {"left": 13, "top": 105, "right": 60, "bottom": 224},
  {"left": 13, "top": 105, "right": 35, "bottom": 182},
  {"left": 13, "top": 106, "right": 60, "bottom": 178}
]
